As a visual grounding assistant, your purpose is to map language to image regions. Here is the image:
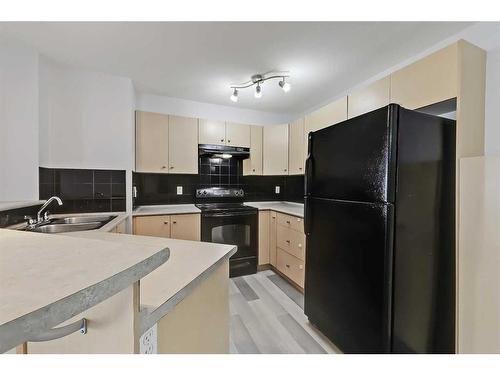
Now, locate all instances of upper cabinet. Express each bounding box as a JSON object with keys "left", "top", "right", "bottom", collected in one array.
[
  {"left": 390, "top": 43, "right": 458, "bottom": 110},
  {"left": 136, "top": 111, "right": 169, "bottom": 173},
  {"left": 199, "top": 119, "right": 250, "bottom": 147},
  {"left": 263, "top": 124, "right": 289, "bottom": 175},
  {"left": 199, "top": 119, "right": 226, "bottom": 145},
  {"left": 305, "top": 96, "right": 348, "bottom": 134},
  {"left": 243, "top": 125, "right": 263, "bottom": 175},
  {"left": 135, "top": 111, "right": 198, "bottom": 174},
  {"left": 348, "top": 76, "right": 391, "bottom": 119},
  {"left": 289, "top": 117, "right": 305, "bottom": 175},
  {"left": 168, "top": 115, "right": 198, "bottom": 174},
  {"left": 226, "top": 122, "right": 250, "bottom": 148}
]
